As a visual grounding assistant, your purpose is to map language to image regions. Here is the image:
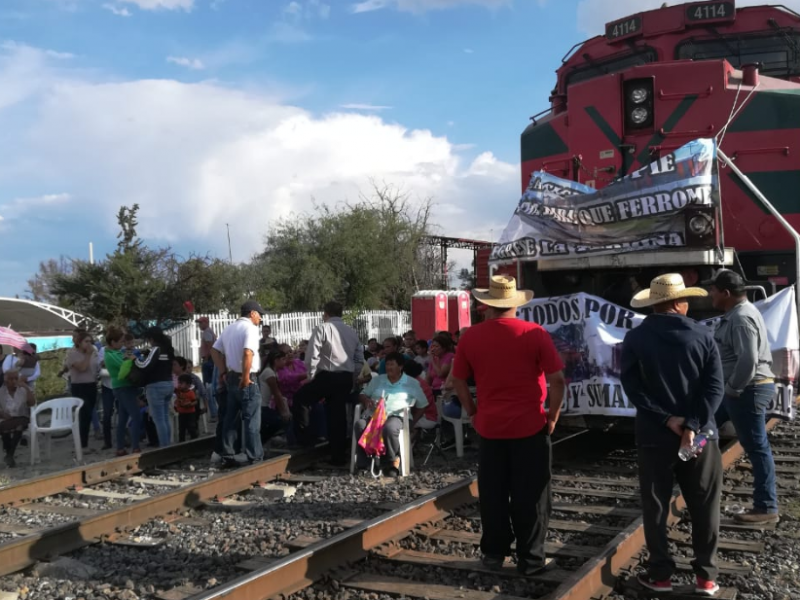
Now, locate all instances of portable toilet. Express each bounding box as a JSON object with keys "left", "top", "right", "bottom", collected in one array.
[
  {"left": 411, "top": 291, "right": 448, "bottom": 341},
  {"left": 447, "top": 290, "right": 471, "bottom": 334}
]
